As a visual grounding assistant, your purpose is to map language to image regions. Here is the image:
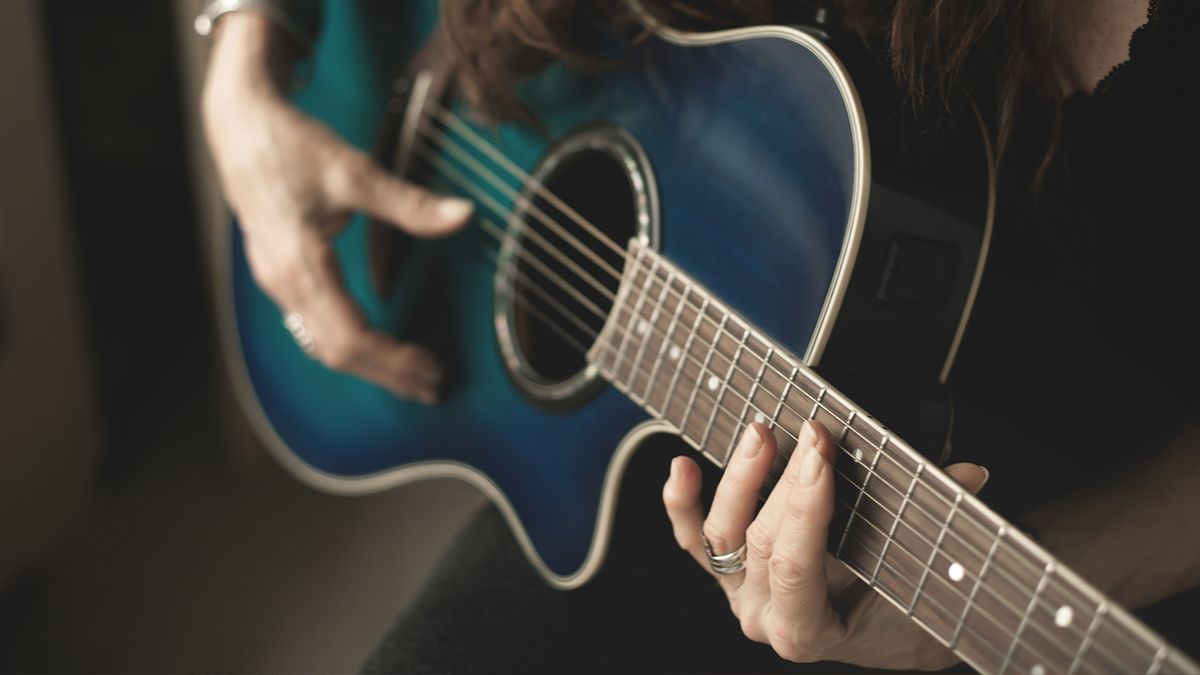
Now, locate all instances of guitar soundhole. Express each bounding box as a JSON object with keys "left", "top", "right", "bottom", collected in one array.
[{"left": 495, "top": 126, "right": 657, "bottom": 408}]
